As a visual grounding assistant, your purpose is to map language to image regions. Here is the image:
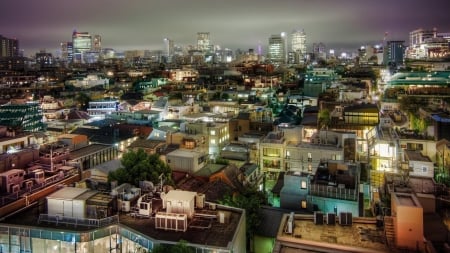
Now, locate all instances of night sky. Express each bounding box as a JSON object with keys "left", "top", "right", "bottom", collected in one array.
[{"left": 2, "top": 0, "right": 450, "bottom": 56}]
